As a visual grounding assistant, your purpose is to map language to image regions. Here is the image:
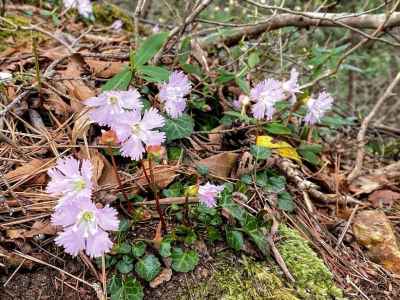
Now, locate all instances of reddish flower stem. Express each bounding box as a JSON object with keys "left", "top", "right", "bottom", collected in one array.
[
  {"left": 108, "top": 147, "right": 131, "bottom": 212},
  {"left": 148, "top": 157, "right": 167, "bottom": 231}
]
